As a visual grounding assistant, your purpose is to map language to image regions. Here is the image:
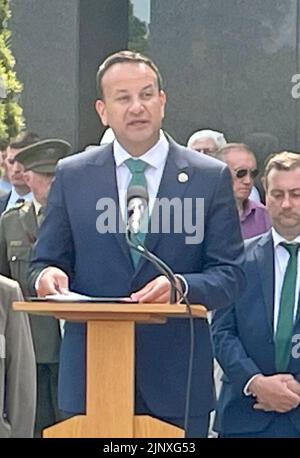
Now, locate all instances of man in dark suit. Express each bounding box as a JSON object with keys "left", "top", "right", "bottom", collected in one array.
[
  {"left": 28, "top": 50, "right": 245, "bottom": 437},
  {"left": 0, "top": 139, "right": 71, "bottom": 436},
  {"left": 0, "top": 131, "right": 40, "bottom": 215},
  {"left": 212, "top": 151, "right": 300, "bottom": 438}
]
